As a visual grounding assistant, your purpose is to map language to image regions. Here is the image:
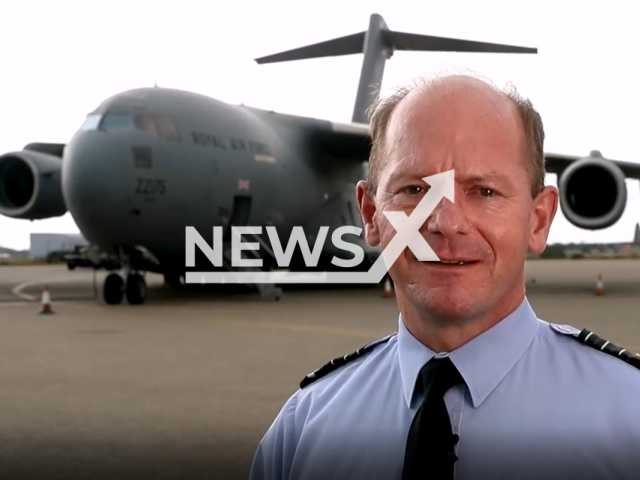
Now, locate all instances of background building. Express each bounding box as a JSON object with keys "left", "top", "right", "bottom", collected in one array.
[
  {"left": 0, "top": 246, "right": 28, "bottom": 259},
  {"left": 30, "top": 233, "right": 88, "bottom": 259},
  {"left": 529, "top": 224, "right": 640, "bottom": 259}
]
